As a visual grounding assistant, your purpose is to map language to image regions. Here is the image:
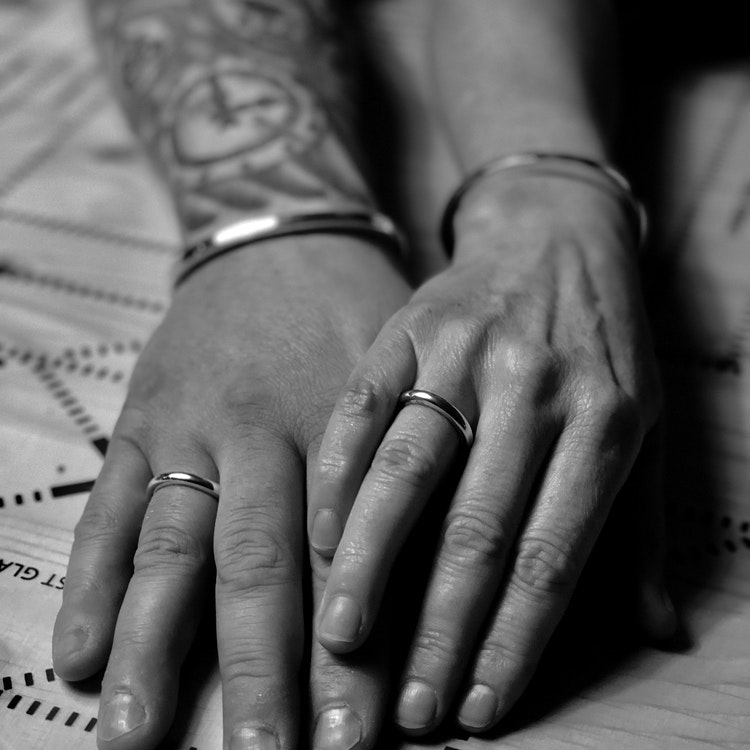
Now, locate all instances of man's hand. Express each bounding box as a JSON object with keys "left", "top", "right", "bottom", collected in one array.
[
  {"left": 52, "top": 237, "right": 410, "bottom": 750},
  {"left": 309, "top": 180, "right": 676, "bottom": 734}
]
